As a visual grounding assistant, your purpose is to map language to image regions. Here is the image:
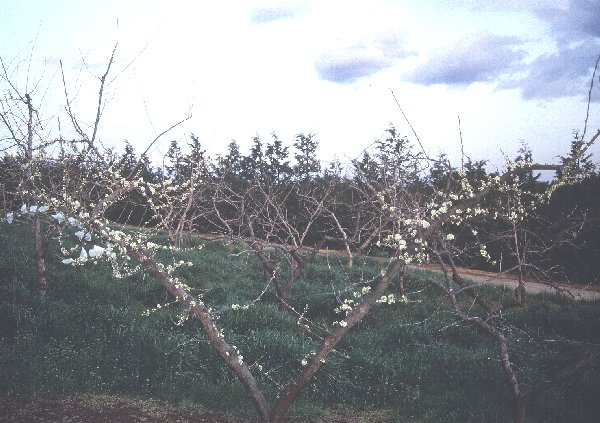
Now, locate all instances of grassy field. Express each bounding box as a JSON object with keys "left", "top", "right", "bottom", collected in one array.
[{"left": 1, "top": 222, "right": 599, "bottom": 422}]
